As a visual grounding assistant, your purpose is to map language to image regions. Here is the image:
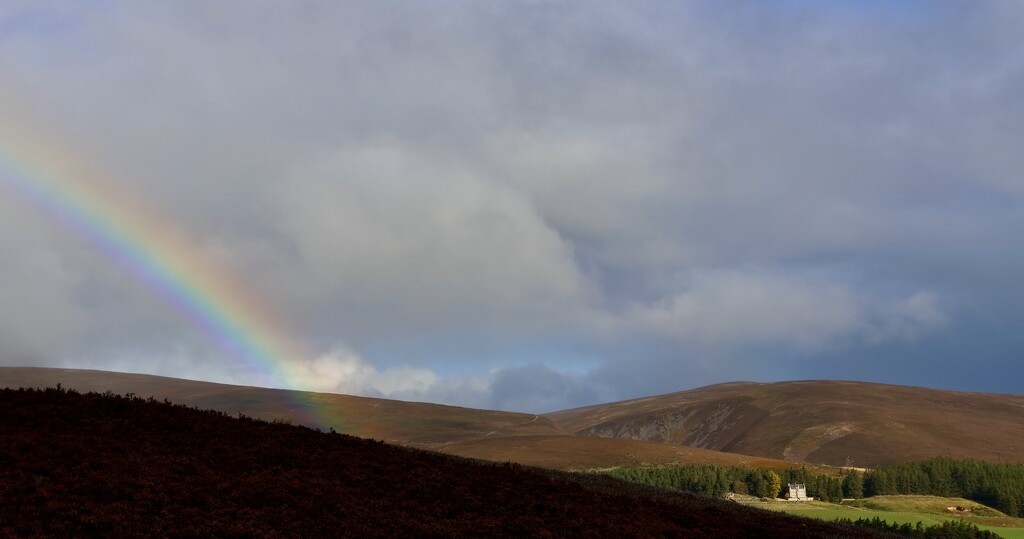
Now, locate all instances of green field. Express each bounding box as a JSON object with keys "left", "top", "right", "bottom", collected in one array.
[{"left": 754, "top": 496, "right": 1024, "bottom": 539}]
